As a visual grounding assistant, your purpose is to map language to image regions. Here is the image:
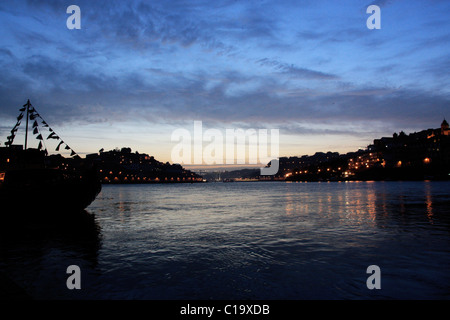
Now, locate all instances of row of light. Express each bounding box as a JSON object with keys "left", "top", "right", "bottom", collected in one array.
[
  {"left": 284, "top": 157, "right": 432, "bottom": 178},
  {"left": 103, "top": 176, "right": 201, "bottom": 182}
]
